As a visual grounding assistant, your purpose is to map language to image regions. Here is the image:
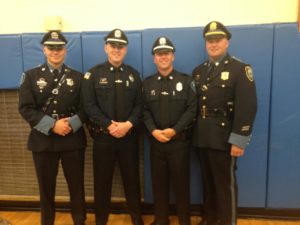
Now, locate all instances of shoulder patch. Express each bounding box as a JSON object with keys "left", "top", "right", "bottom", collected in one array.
[
  {"left": 190, "top": 80, "right": 196, "bottom": 93},
  {"left": 19, "top": 72, "right": 26, "bottom": 86},
  {"left": 84, "top": 72, "right": 91, "bottom": 80},
  {"left": 245, "top": 66, "right": 254, "bottom": 82}
]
